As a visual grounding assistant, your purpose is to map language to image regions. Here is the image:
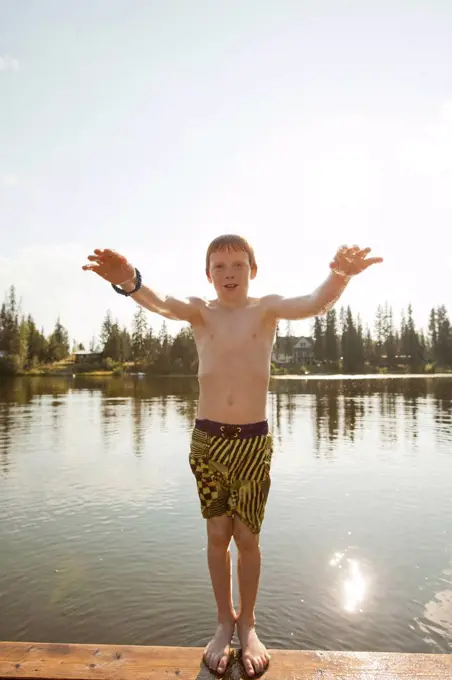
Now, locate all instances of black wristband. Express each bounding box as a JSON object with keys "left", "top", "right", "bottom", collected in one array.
[{"left": 111, "top": 268, "right": 142, "bottom": 296}]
